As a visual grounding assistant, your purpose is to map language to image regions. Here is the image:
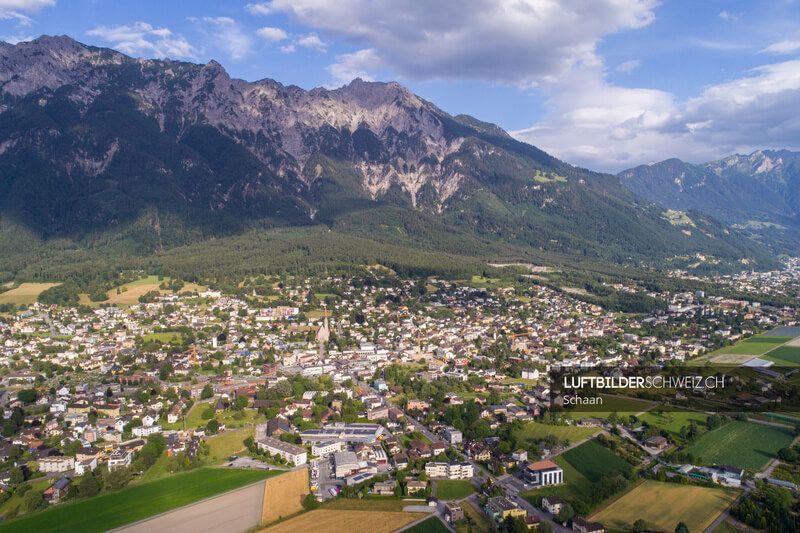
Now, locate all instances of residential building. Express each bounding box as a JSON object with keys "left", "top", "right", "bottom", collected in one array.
[
  {"left": 573, "top": 517, "right": 605, "bottom": 533},
  {"left": 256, "top": 436, "right": 308, "bottom": 466},
  {"left": 38, "top": 456, "right": 75, "bottom": 473},
  {"left": 425, "top": 461, "right": 473, "bottom": 480},
  {"left": 108, "top": 449, "right": 132, "bottom": 472},
  {"left": 542, "top": 495, "right": 565, "bottom": 515},
  {"left": 485, "top": 496, "right": 527, "bottom": 523},
  {"left": 442, "top": 426, "right": 462, "bottom": 445},
  {"left": 445, "top": 502, "right": 465, "bottom": 523}
]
